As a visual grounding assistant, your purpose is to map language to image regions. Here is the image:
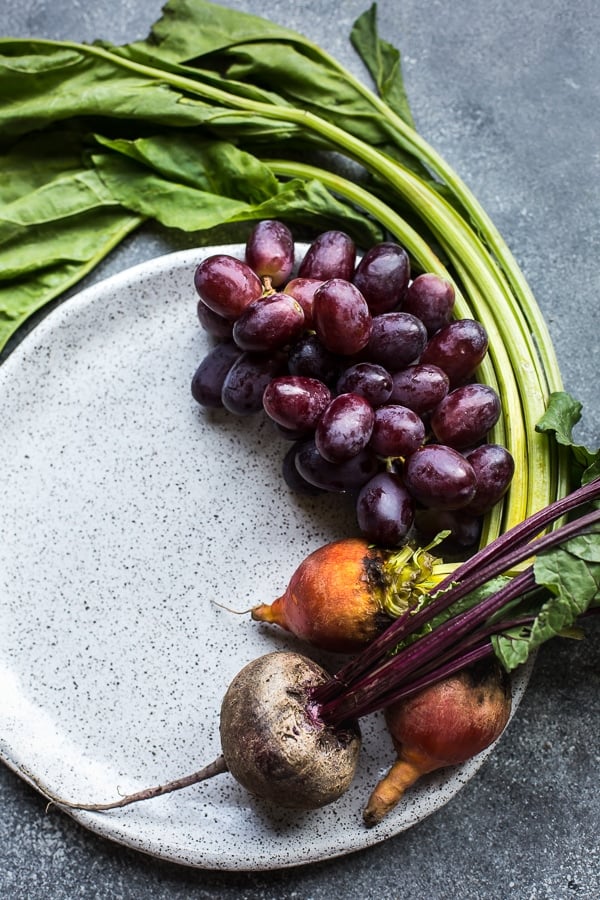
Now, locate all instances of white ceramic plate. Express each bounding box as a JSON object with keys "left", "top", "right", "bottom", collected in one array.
[{"left": 0, "top": 246, "right": 529, "bottom": 870}]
